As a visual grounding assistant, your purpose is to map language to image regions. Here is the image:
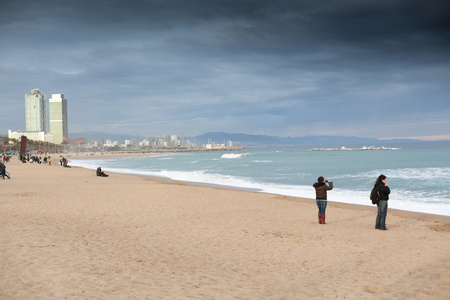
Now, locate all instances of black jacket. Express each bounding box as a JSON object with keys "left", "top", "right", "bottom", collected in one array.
[{"left": 375, "top": 182, "right": 390, "bottom": 200}]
